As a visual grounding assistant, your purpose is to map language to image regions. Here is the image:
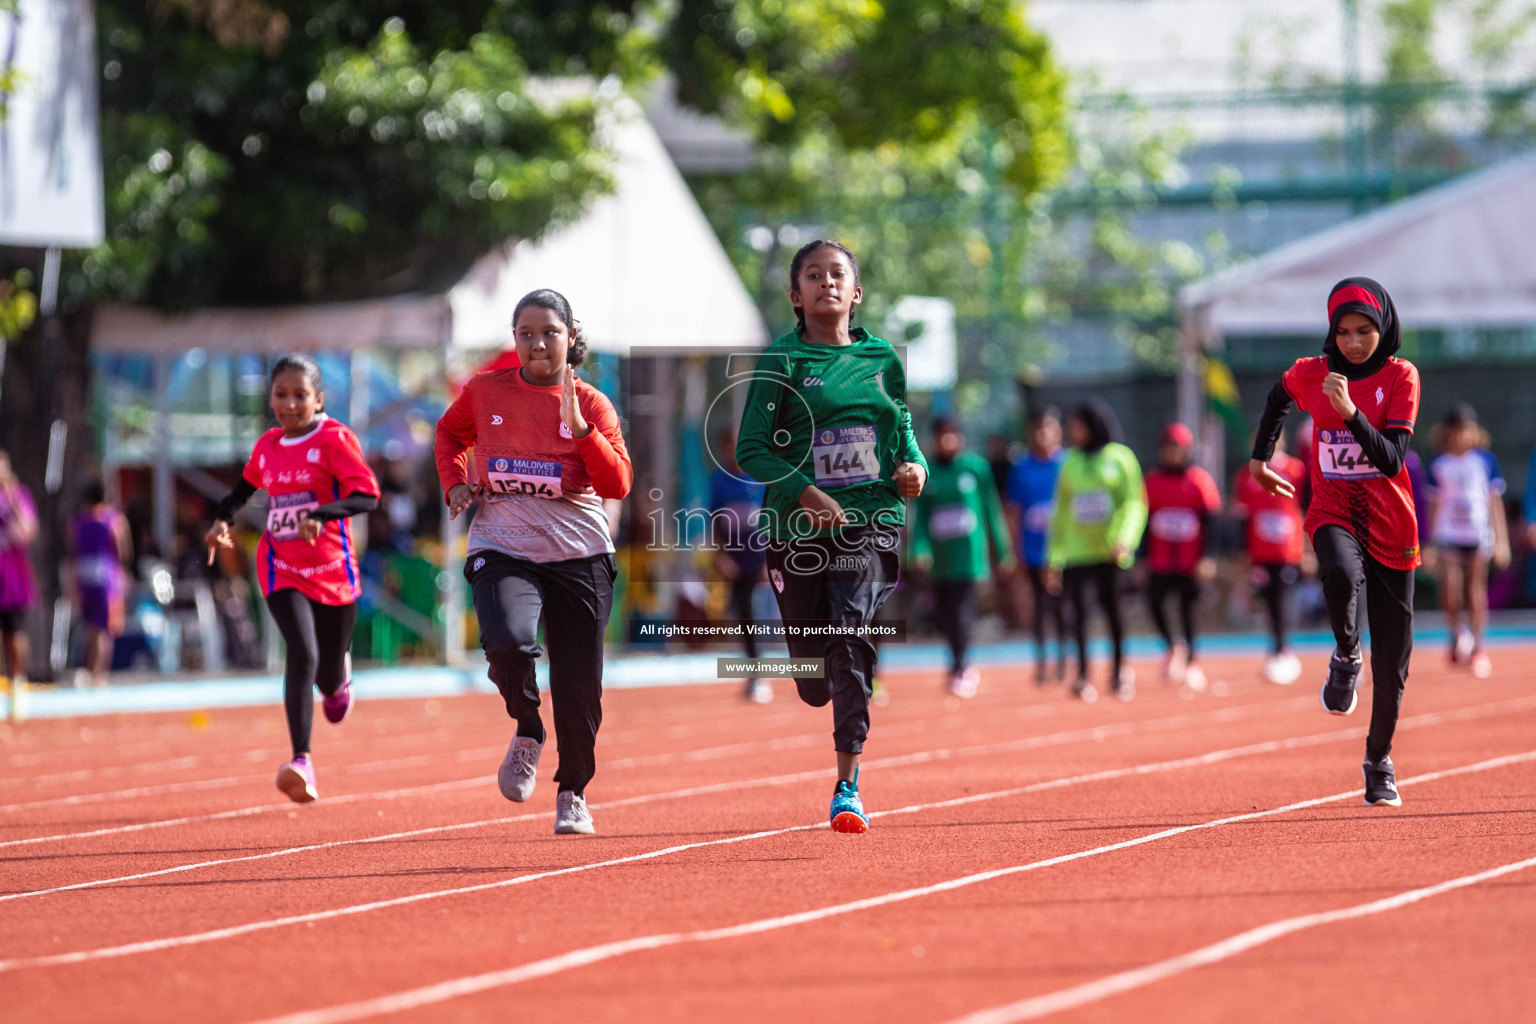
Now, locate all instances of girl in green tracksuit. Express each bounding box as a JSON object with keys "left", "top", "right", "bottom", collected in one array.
[
  {"left": 1046, "top": 400, "right": 1147, "bottom": 703},
  {"left": 912, "top": 417, "right": 1014, "bottom": 698},
  {"left": 735, "top": 239, "right": 927, "bottom": 834}
]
